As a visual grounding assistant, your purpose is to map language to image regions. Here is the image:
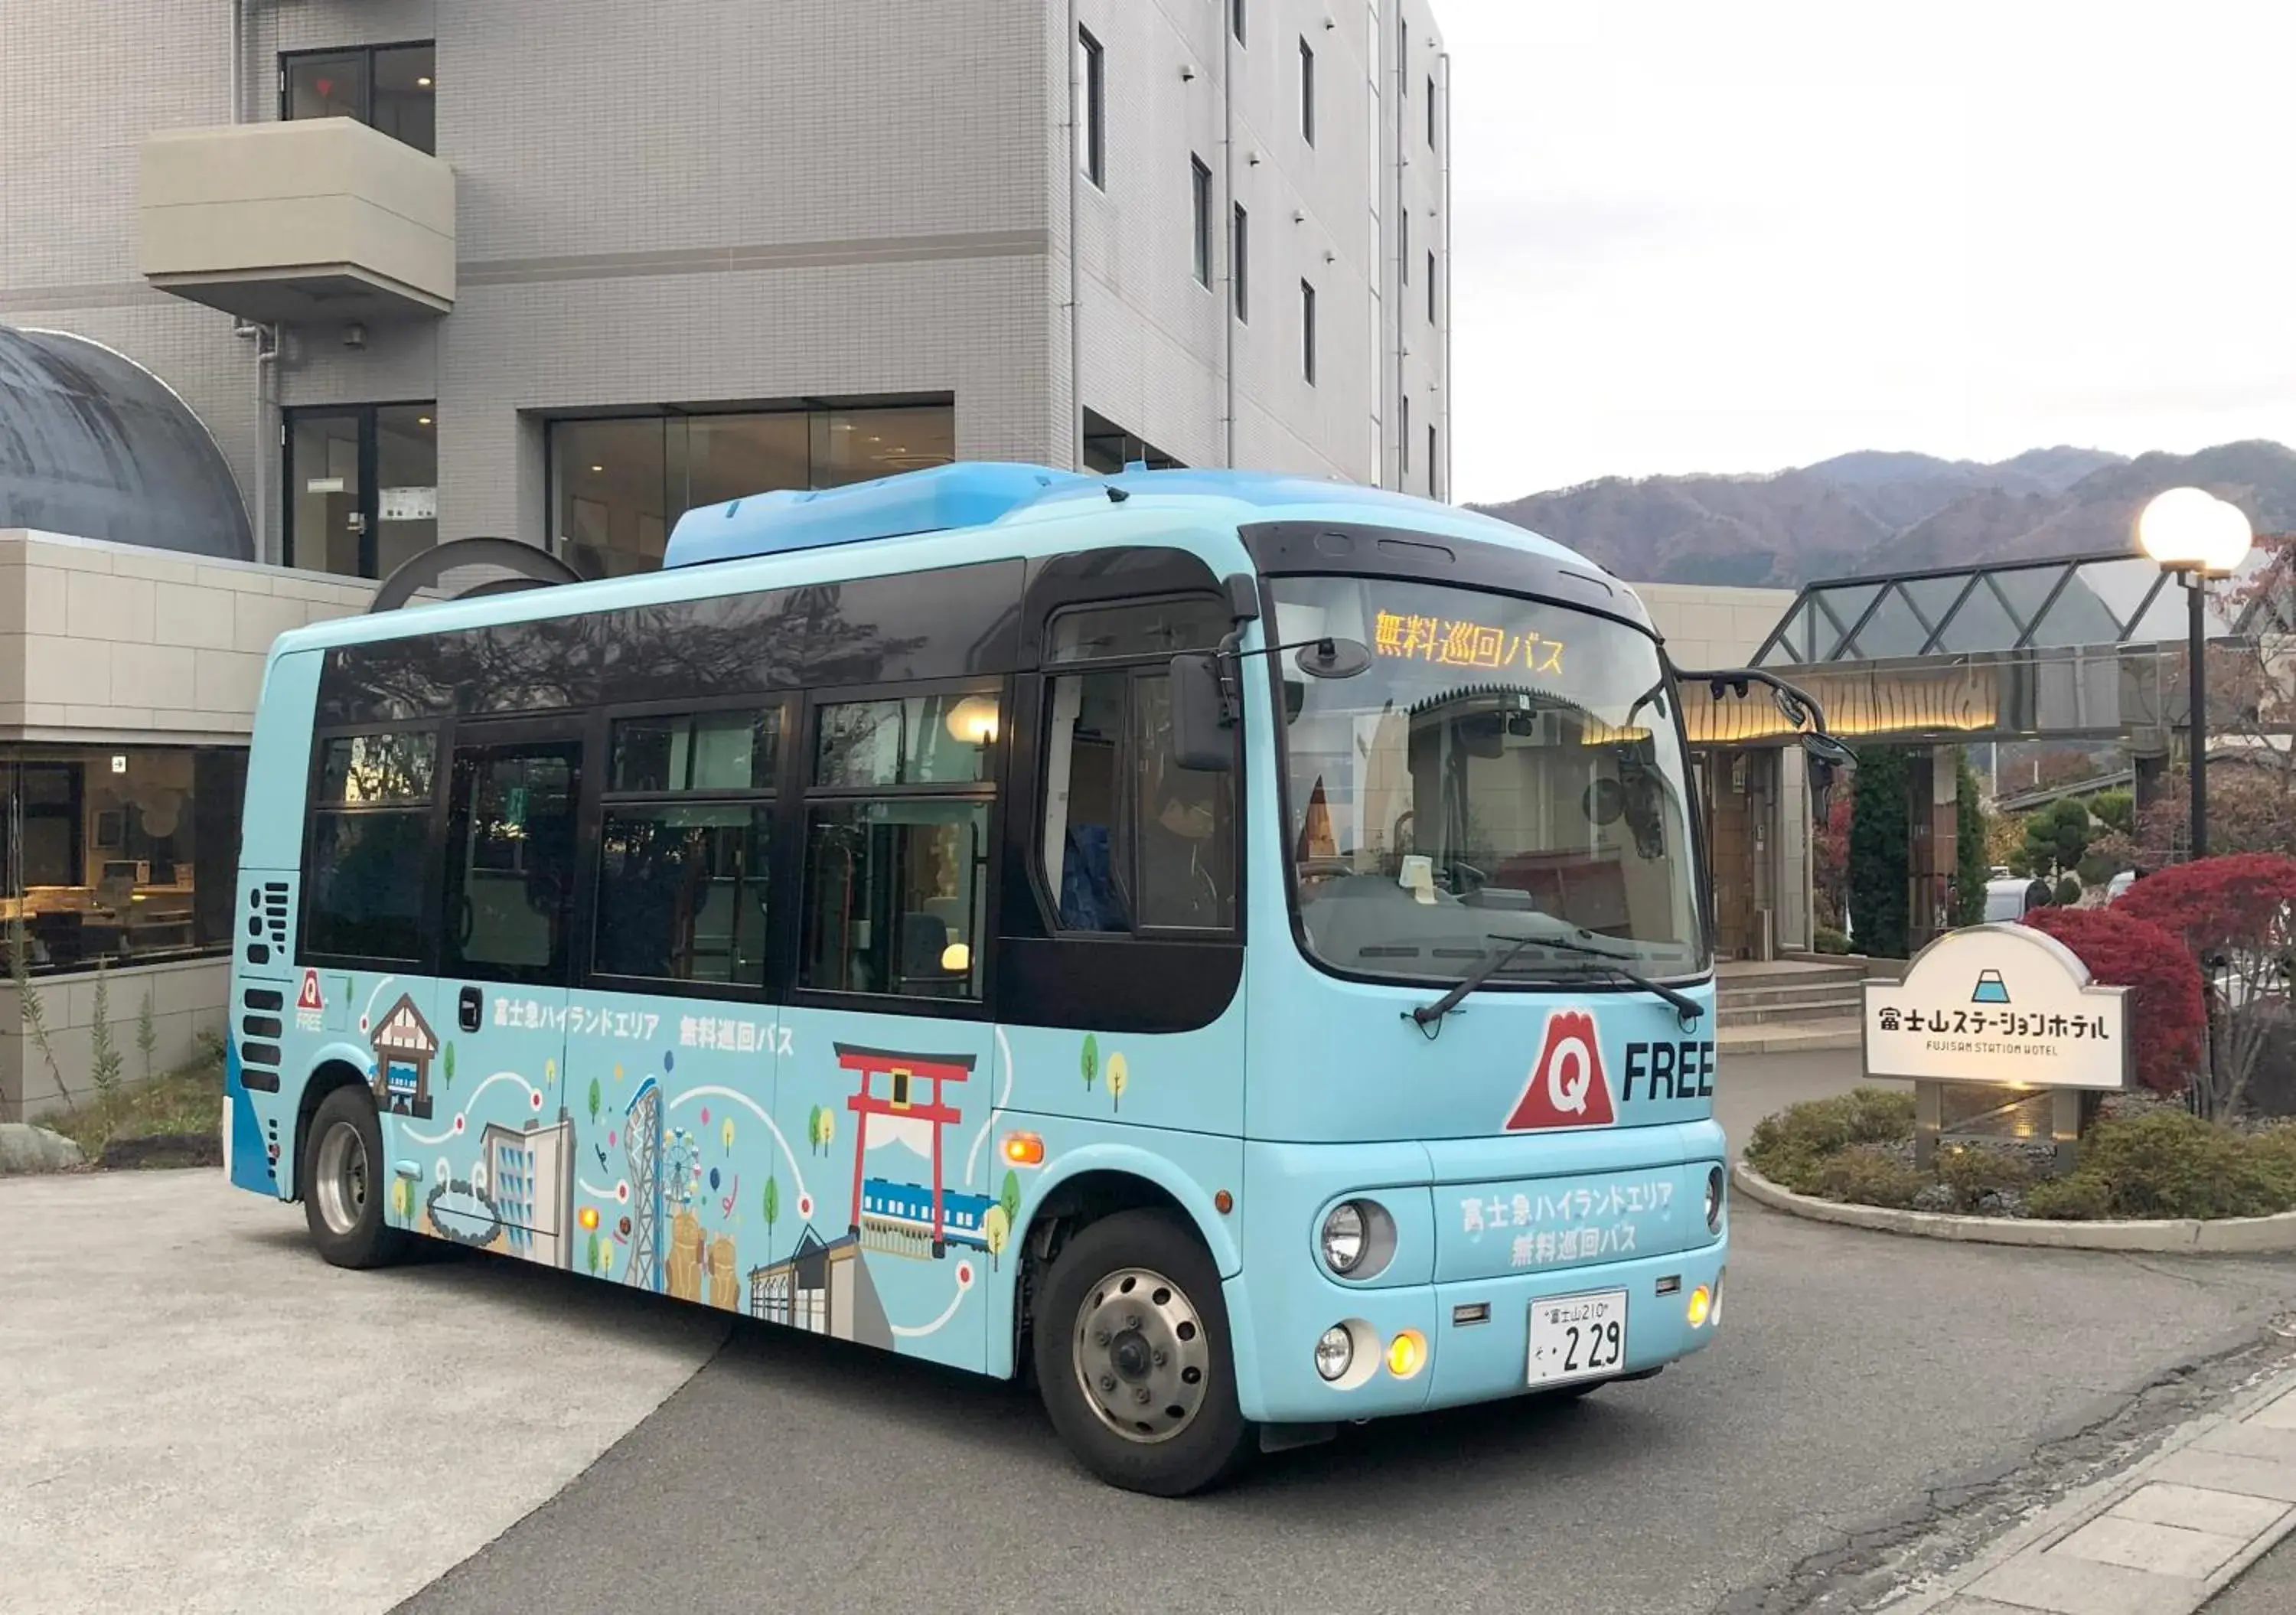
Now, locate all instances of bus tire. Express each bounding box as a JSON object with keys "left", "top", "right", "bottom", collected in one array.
[
  {"left": 302, "top": 1086, "right": 408, "bottom": 1270},
  {"left": 1032, "top": 1208, "right": 1252, "bottom": 1497}
]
